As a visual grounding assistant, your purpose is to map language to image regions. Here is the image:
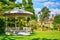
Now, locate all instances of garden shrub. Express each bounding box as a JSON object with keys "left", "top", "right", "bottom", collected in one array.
[
  {"left": 0, "top": 19, "right": 5, "bottom": 34},
  {"left": 53, "top": 23, "right": 58, "bottom": 30}
]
